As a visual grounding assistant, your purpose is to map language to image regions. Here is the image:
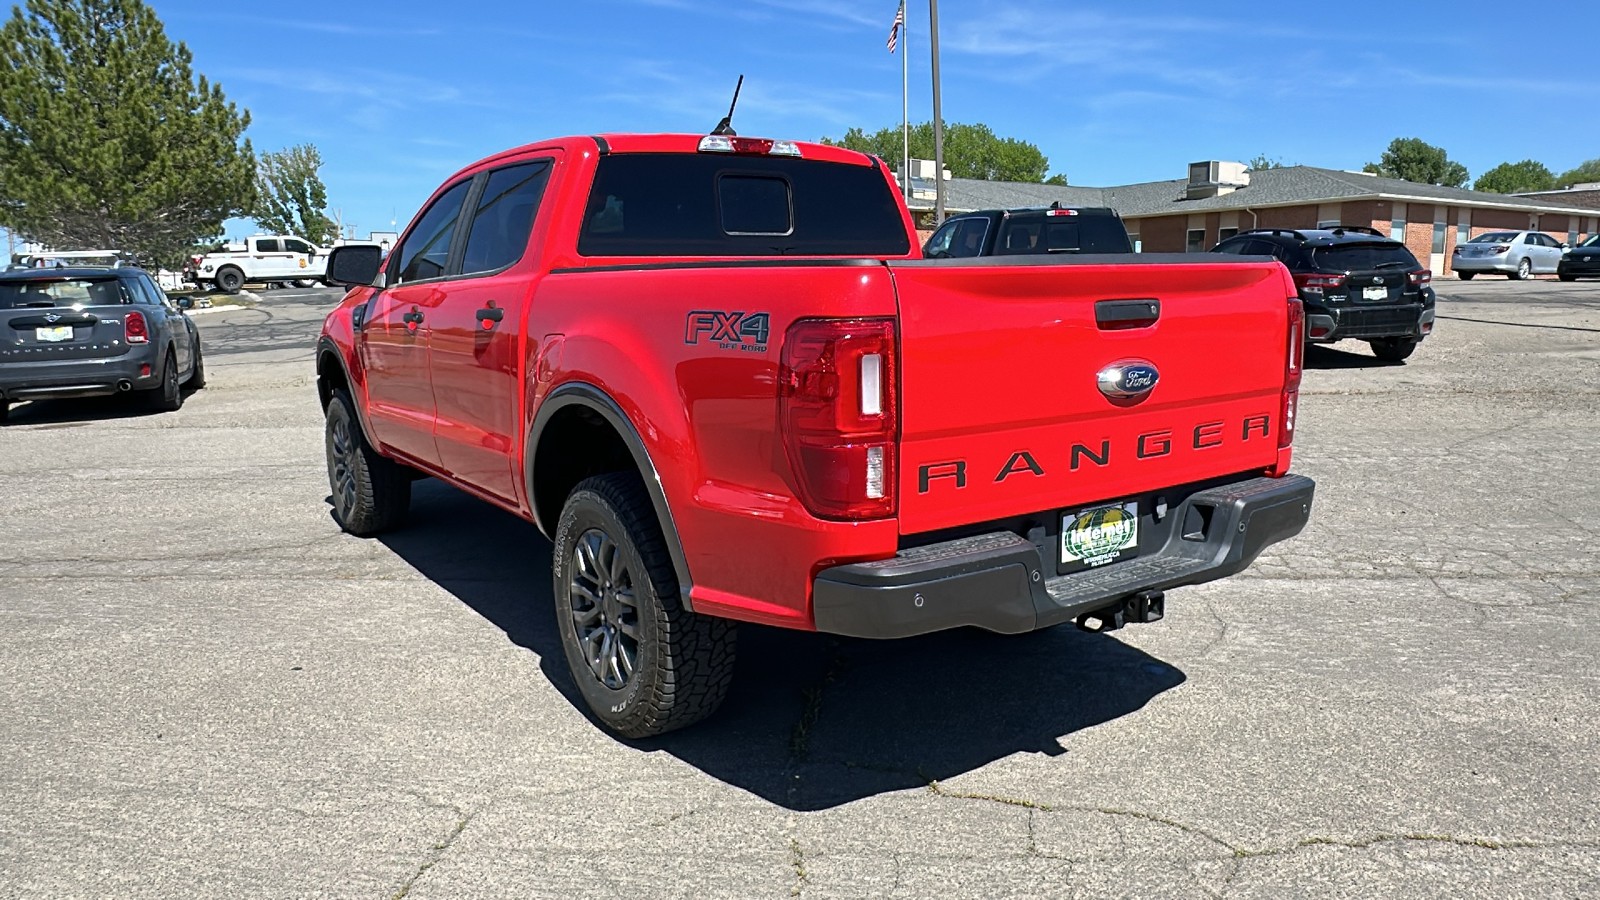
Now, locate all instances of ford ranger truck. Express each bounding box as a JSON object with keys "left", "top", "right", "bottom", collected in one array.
[{"left": 315, "top": 133, "right": 1315, "bottom": 738}]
